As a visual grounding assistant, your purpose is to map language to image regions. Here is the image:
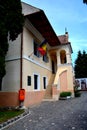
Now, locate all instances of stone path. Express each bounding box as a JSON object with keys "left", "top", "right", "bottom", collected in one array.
[{"left": 3, "top": 91, "right": 87, "bottom": 130}]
